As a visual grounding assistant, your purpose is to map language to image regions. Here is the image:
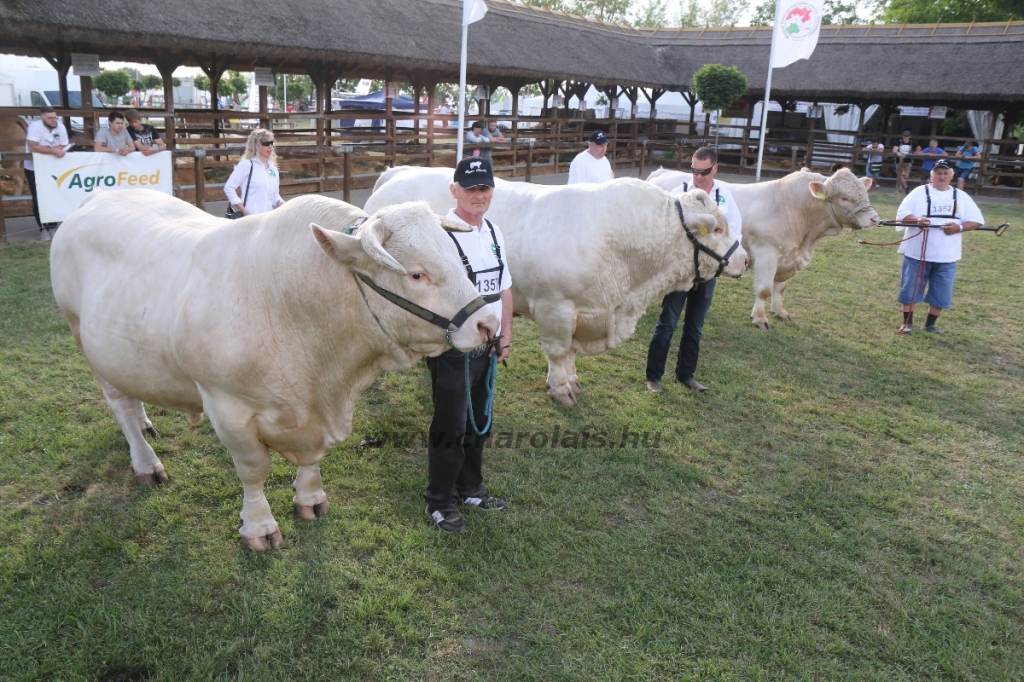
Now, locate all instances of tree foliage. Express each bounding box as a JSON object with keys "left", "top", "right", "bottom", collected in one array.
[
  {"left": 691, "top": 64, "right": 748, "bottom": 113},
  {"left": 524, "top": 0, "right": 632, "bottom": 24},
  {"left": 141, "top": 74, "right": 163, "bottom": 90},
  {"left": 881, "top": 0, "right": 1024, "bottom": 23},
  {"left": 751, "top": 0, "right": 863, "bottom": 26},
  {"left": 92, "top": 69, "right": 132, "bottom": 99}
]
